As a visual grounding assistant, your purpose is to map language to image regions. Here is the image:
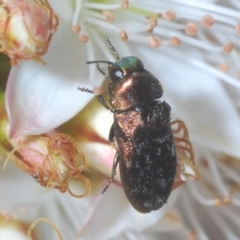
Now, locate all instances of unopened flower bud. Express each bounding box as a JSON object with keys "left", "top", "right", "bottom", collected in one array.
[
  {"left": 4, "top": 131, "right": 90, "bottom": 198},
  {"left": 0, "top": 0, "right": 58, "bottom": 65}
]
